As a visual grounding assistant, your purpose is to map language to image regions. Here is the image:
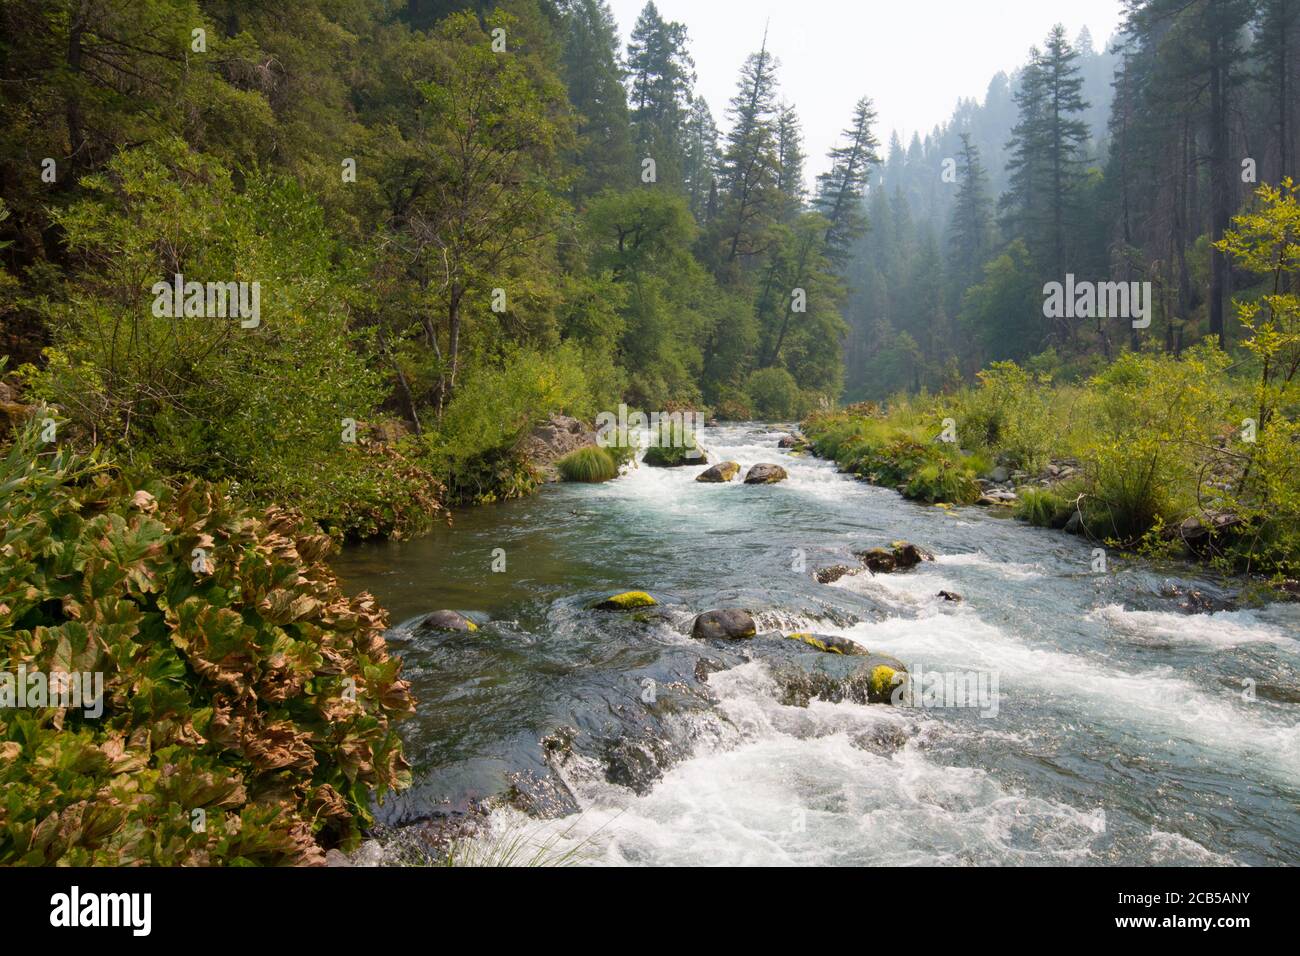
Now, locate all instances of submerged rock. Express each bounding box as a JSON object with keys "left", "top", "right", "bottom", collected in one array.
[
  {"left": 755, "top": 637, "right": 907, "bottom": 706},
  {"left": 890, "top": 541, "right": 934, "bottom": 568},
  {"left": 696, "top": 461, "right": 740, "bottom": 482},
  {"left": 857, "top": 547, "right": 897, "bottom": 573},
  {"left": 937, "top": 590, "right": 963, "bottom": 602},
  {"left": 691, "top": 608, "right": 757, "bottom": 640},
  {"left": 414, "top": 610, "right": 478, "bottom": 633},
  {"left": 785, "top": 632, "right": 866, "bottom": 655},
  {"left": 743, "top": 463, "right": 788, "bottom": 484},
  {"left": 592, "top": 590, "right": 658, "bottom": 610},
  {"left": 857, "top": 541, "right": 934, "bottom": 572},
  {"left": 815, "top": 564, "right": 858, "bottom": 584}
]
